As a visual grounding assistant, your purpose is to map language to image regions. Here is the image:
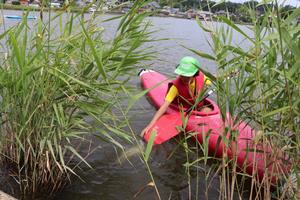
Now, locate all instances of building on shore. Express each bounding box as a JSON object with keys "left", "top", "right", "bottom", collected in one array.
[
  {"left": 159, "top": 6, "right": 170, "bottom": 15},
  {"left": 215, "top": 10, "right": 227, "bottom": 16},
  {"left": 186, "top": 9, "right": 213, "bottom": 20},
  {"left": 139, "top": 1, "right": 160, "bottom": 12},
  {"left": 197, "top": 10, "right": 213, "bottom": 20},
  {"left": 19, "top": 0, "right": 27, "bottom": 4},
  {"left": 186, "top": 9, "right": 197, "bottom": 18}
]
